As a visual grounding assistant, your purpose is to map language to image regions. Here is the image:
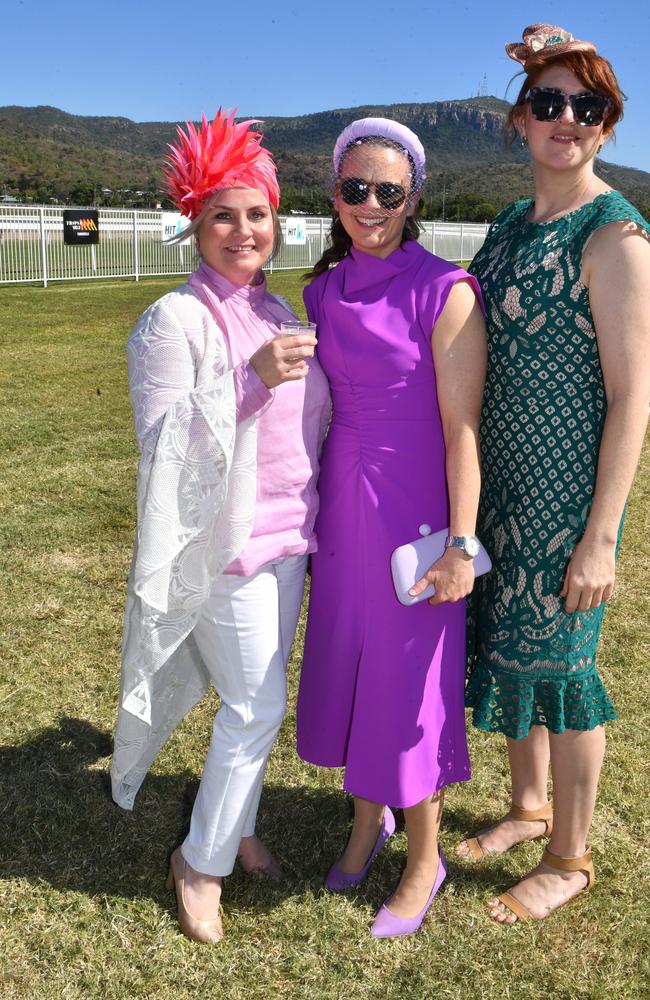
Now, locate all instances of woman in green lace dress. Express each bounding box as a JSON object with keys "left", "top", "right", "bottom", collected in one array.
[{"left": 457, "top": 24, "right": 650, "bottom": 923}]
